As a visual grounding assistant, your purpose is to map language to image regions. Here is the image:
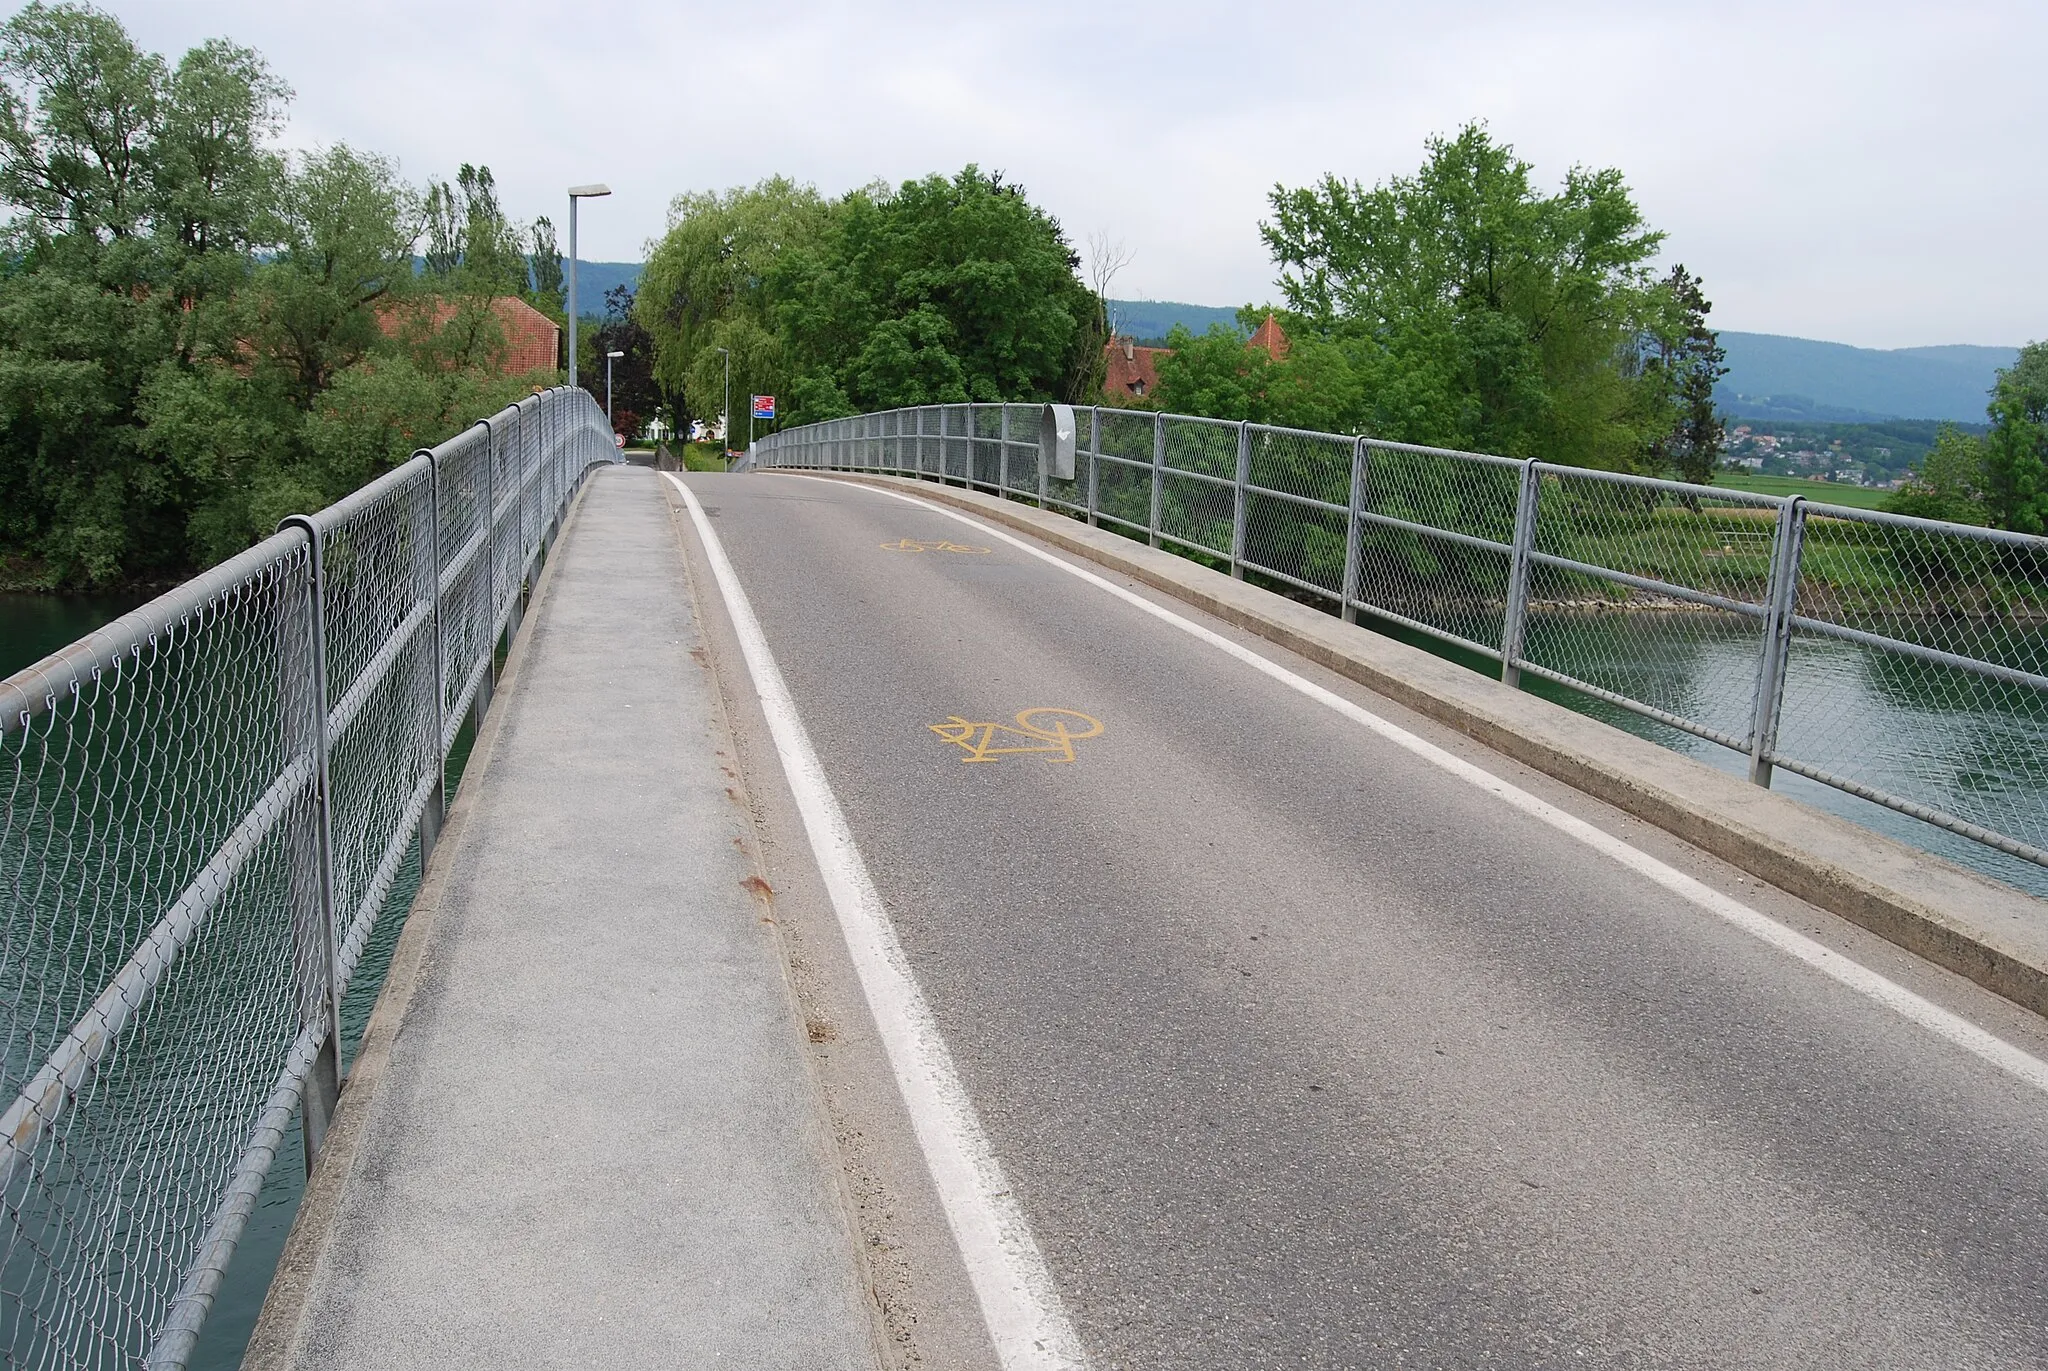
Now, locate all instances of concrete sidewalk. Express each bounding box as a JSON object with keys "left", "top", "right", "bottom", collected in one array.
[{"left": 248, "top": 466, "right": 879, "bottom": 1369}]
